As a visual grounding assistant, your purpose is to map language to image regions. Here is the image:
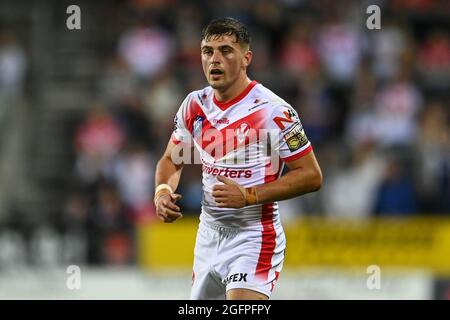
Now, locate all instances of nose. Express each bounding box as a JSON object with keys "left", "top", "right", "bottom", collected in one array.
[{"left": 211, "top": 49, "right": 221, "bottom": 64}]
